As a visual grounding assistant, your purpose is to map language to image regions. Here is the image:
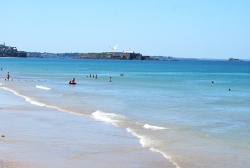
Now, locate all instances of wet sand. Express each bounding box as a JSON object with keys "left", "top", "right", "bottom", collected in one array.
[{"left": 0, "top": 88, "right": 175, "bottom": 168}]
